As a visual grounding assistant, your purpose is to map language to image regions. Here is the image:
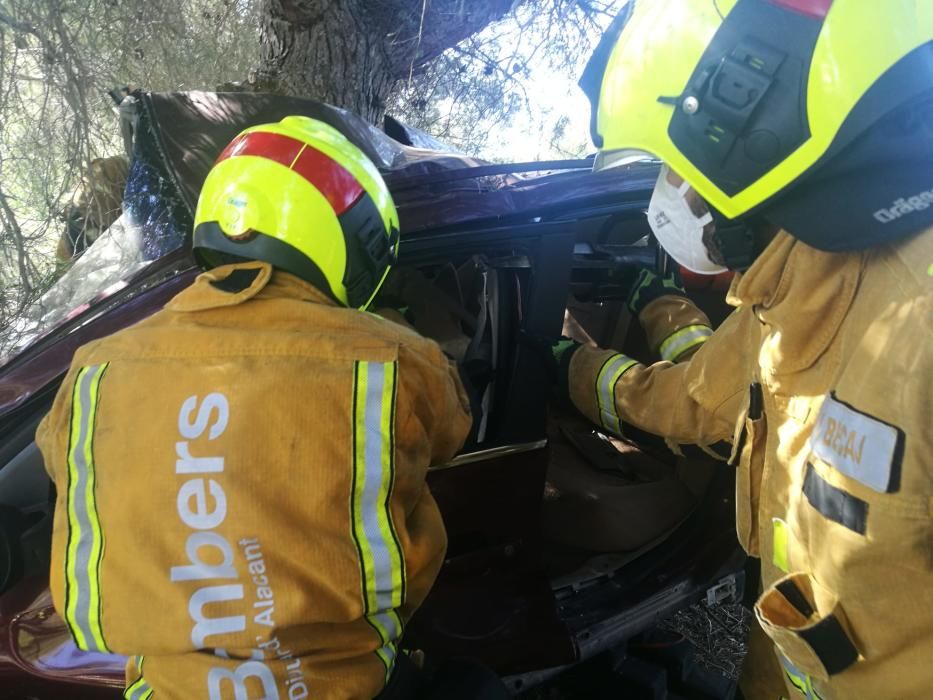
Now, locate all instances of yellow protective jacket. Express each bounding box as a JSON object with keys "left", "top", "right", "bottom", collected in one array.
[
  {"left": 36, "top": 262, "right": 472, "bottom": 700},
  {"left": 568, "top": 229, "right": 933, "bottom": 700}
]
